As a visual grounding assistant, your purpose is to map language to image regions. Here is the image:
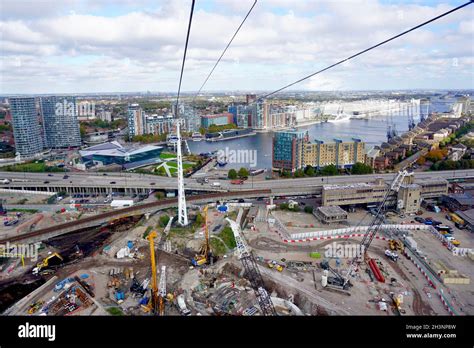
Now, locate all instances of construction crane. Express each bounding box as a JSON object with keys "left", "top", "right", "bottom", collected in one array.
[
  {"left": 143, "top": 231, "right": 159, "bottom": 314},
  {"left": 158, "top": 265, "right": 166, "bottom": 316},
  {"left": 192, "top": 205, "right": 211, "bottom": 266},
  {"left": 342, "top": 170, "right": 410, "bottom": 288},
  {"left": 226, "top": 218, "right": 277, "bottom": 316}
]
